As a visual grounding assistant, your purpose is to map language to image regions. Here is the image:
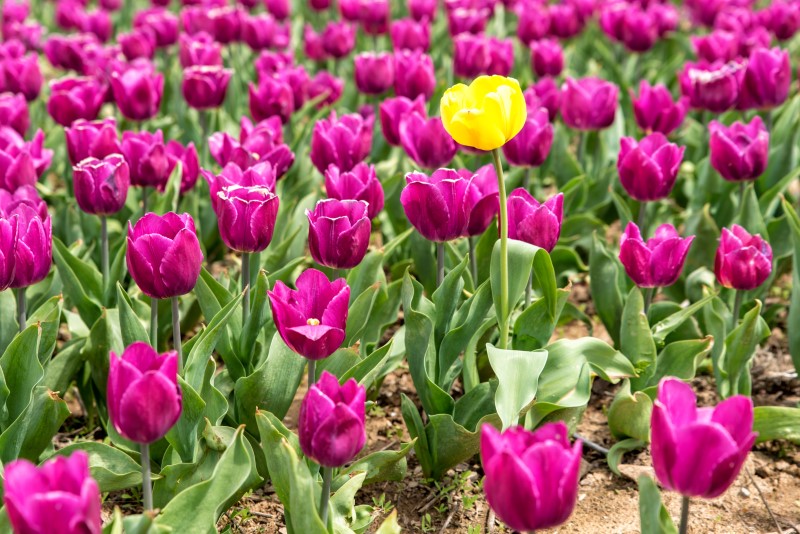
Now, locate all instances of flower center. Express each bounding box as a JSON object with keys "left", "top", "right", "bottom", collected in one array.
[{"left": 307, "top": 318, "right": 321, "bottom": 326}]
